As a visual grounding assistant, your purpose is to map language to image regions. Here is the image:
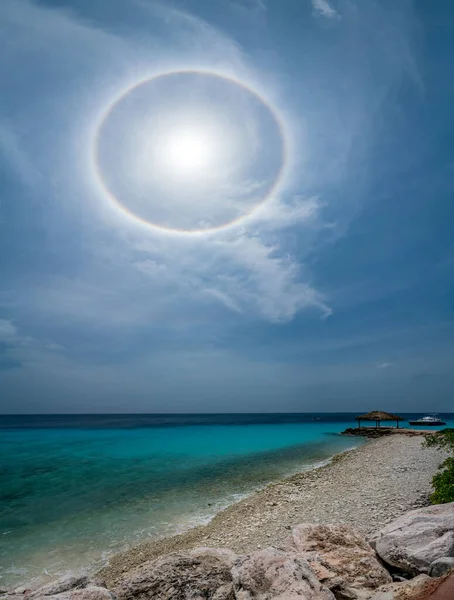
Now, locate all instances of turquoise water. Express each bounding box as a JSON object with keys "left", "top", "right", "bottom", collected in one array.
[{"left": 1, "top": 413, "right": 452, "bottom": 586}]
